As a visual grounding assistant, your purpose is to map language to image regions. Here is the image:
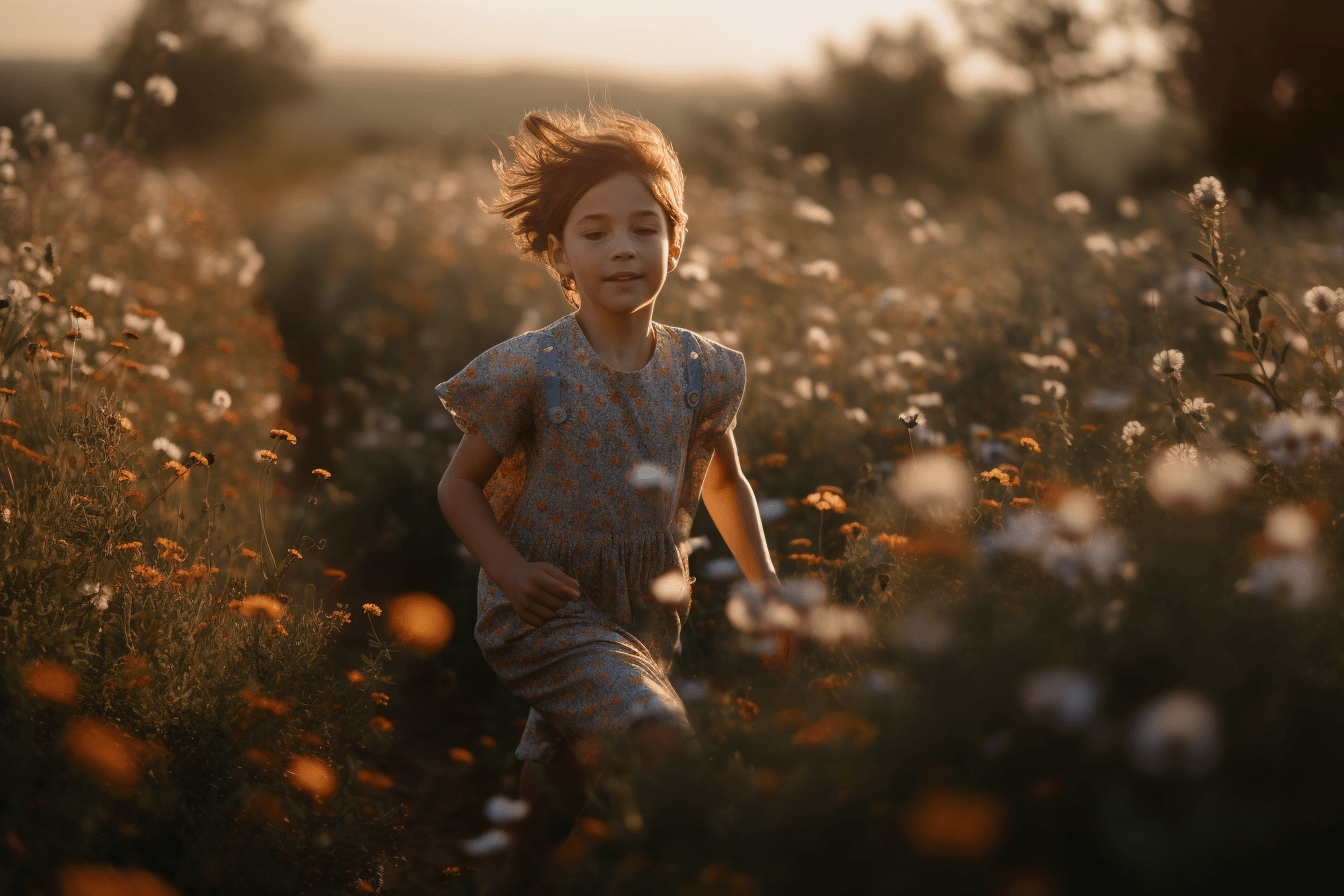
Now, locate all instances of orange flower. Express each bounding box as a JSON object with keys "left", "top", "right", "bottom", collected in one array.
[
  {"left": 362, "top": 603, "right": 382, "bottom": 617},
  {"left": 371, "top": 692, "right": 389, "bottom": 706},
  {"left": 188, "top": 452, "right": 210, "bottom": 466},
  {"left": 756, "top": 453, "right": 789, "bottom": 469},
  {"left": 286, "top": 548, "right": 302, "bottom": 560},
  {"left": 22, "top": 660, "right": 80, "bottom": 705},
  {"left": 1011, "top": 497, "right": 1035, "bottom": 509},
  {"left": 239, "top": 690, "right": 289, "bottom": 716},
  {"left": 232, "top": 595, "right": 286, "bottom": 621},
  {"left": 448, "top": 747, "right": 474, "bottom": 764},
  {"left": 239, "top": 548, "right": 259, "bottom": 560},
  {"left": 163, "top": 460, "right": 188, "bottom": 477},
  {"left": 64, "top": 718, "right": 143, "bottom": 796},
  {"left": 903, "top": 788, "right": 1006, "bottom": 860},
  {"left": 245, "top": 748, "right": 277, "bottom": 770},
  {"left": 346, "top": 670, "right": 366, "bottom": 684},
  {"left": 69, "top": 305, "right": 92, "bottom": 321},
  {"left": 286, "top": 756, "right": 337, "bottom": 800},
  {"left": 269, "top": 429, "right": 297, "bottom": 445},
  {"left": 1020, "top": 437, "right": 1041, "bottom": 453},
  {"left": 323, "top": 569, "right": 347, "bottom": 581},
  {"left": 790, "top": 711, "right": 876, "bottom": 747},
  {"left": 114, "top": 541, "right": 141, "bottom": 551},
  {"left": 257, "top": 450, "right": 278, "bottom": 462},
  {"left": 131, "top": 565, "right": 164, "bottom": 586},
  {"left": 386, "top": 592, "right": 454, "bottom": 653},
  {"left": 57, "top": 865, "right": 181, "bottom": 896},
  {"left": 358, "top": 768, "right": 394, "bottom": 789},
  {"left": 311, "top": 468, "right": 331, "bottom": 479},
  {"left": 369, "top": 716, "right": 394, "bottom": 733}
]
